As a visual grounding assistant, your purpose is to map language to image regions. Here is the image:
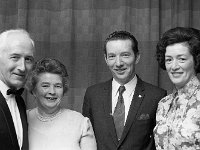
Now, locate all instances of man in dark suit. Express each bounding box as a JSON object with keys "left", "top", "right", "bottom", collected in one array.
[
  {"left": 82, "top": 31, "right": 167, "bottom": 150},
  {"left": 0, "top": 29, "right": 35, "bottom": 150}
]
